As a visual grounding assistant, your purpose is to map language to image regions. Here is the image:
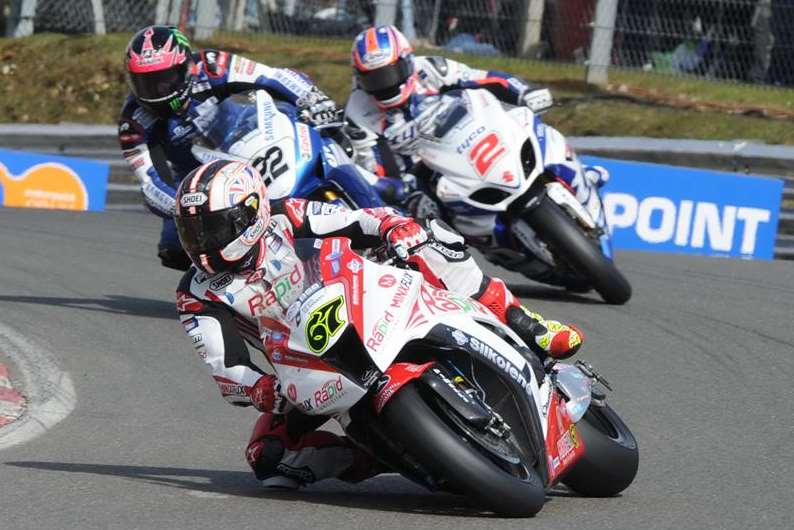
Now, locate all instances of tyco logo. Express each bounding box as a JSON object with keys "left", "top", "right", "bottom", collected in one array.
[
  {"left": 0, "top": 162, "right": 88, "bottom": 210},
  {"left": 306, "top": 296, "right": 346, "bottom": 353}
]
